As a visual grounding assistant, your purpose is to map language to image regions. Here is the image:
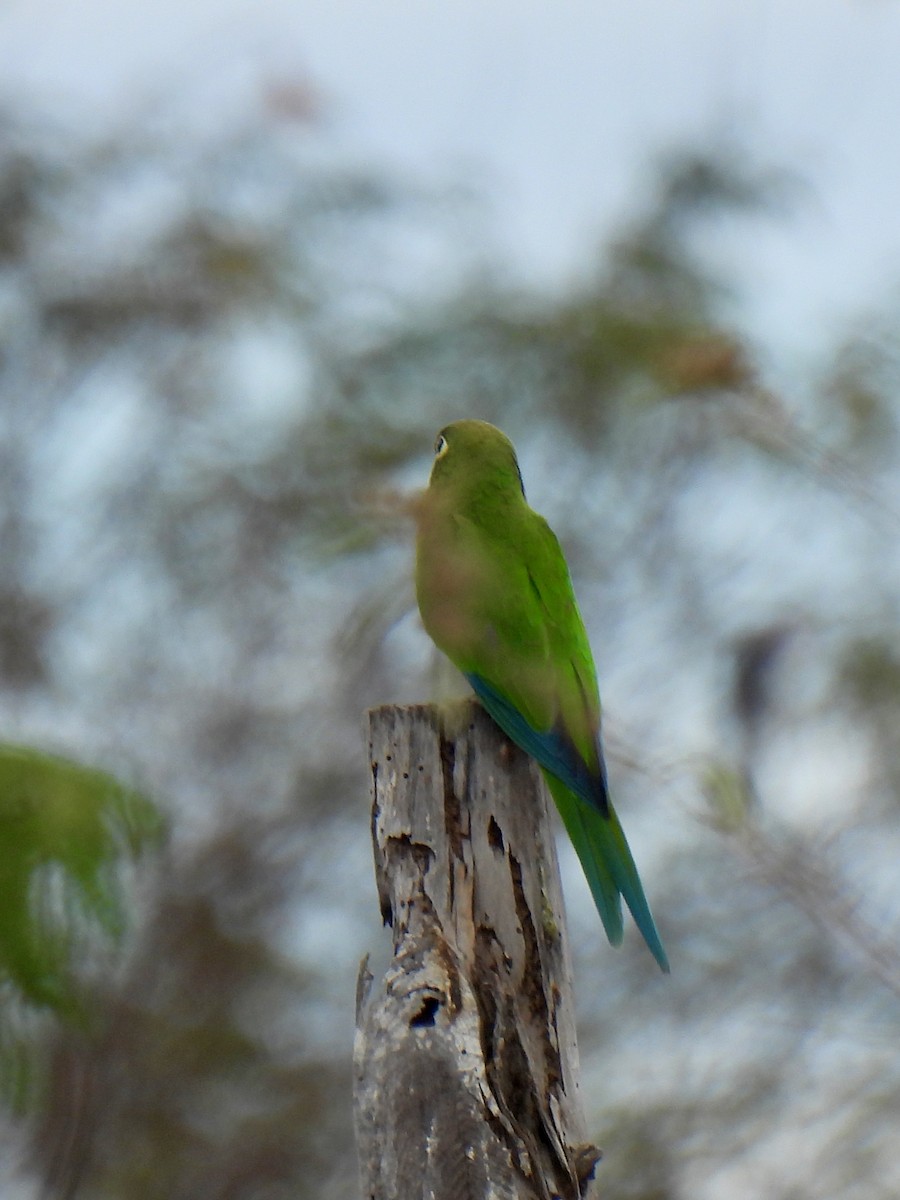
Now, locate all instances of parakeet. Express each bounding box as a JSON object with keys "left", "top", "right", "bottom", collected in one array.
[{"left": 415, "top": 419, "right": 668, "bottom": 971}]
